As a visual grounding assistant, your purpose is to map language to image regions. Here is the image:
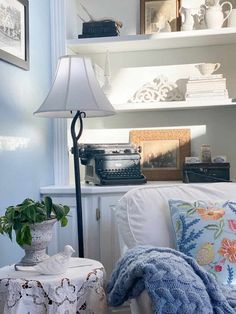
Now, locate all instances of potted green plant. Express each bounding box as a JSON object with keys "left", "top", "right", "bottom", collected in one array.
[{"left": 0, "top": 197, "right": 70, "bottom": 266}]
